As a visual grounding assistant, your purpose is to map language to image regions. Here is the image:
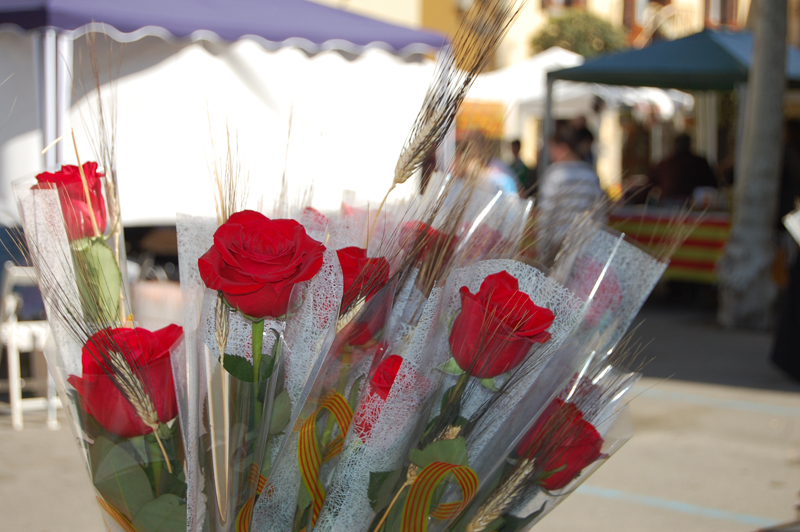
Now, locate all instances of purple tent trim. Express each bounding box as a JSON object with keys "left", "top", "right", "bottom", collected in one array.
[{"left": 0, "top": 0, "right": 447, "bottom": 55}]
